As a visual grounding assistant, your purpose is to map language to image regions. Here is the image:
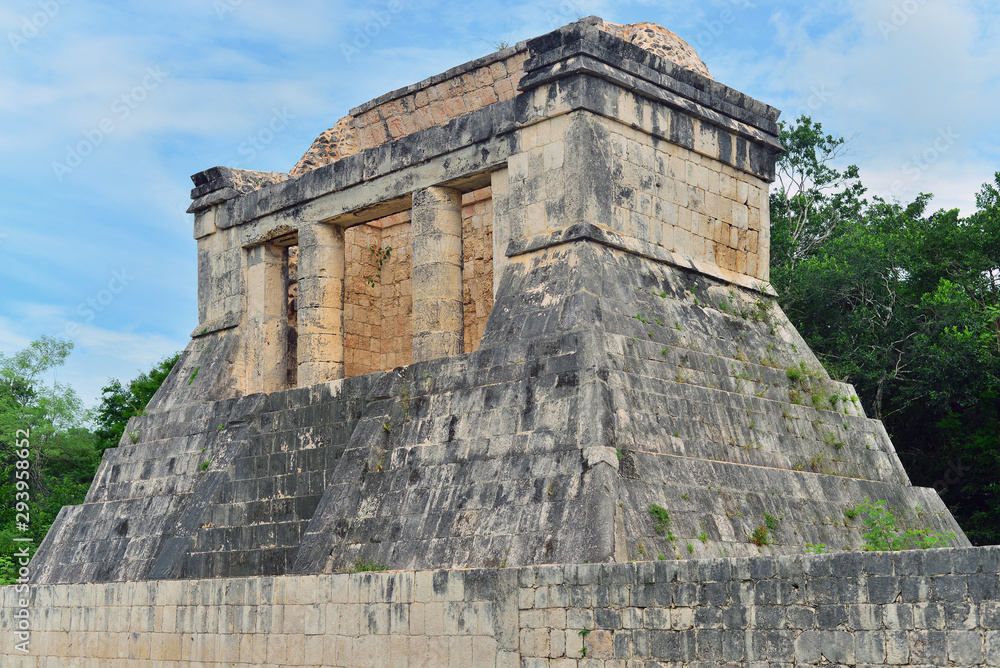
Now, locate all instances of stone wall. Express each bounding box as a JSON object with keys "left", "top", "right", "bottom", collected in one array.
[
  {"left": 344, "top": 218, "right": 395, "bottom": 378},
  {"left": 5, "top": 546, "right": 999, "bottom": 666},
  {"left": 500, "top": 107, "right": 772, "bottom": 289},
  {"left": 182, "top": 17, "right": 784, "bottom": 401},
  {"left": 375, "top": 212, "right": 415, "bottom": 372},
  {"left": 605, "top": 120, "right": 770, "bottom": 281},
  {"left": 341, "top": 189, "right": 493, "bottom": 379},
  {"left": 352, "top": 50, "right": 529, "bottom": 152}
]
